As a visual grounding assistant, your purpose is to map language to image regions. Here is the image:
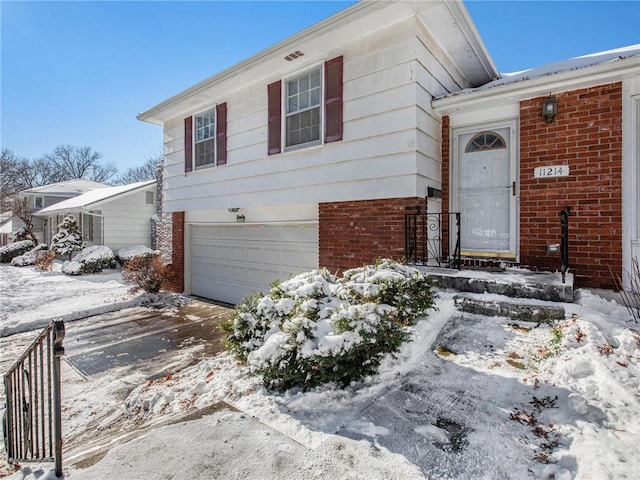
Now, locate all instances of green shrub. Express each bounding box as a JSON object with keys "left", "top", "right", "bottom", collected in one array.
[
  {"left": 222, "top": 259, "right": 436, "bottom": 391},
  {"left": 0, "top": 240, "right": 34, "bottom": 263}
]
